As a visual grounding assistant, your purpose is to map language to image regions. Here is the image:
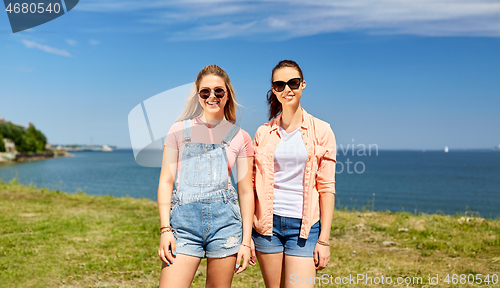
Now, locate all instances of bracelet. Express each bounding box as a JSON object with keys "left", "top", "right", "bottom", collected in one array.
[
  {"left": 160, "top": 225, "right": 172, "bottom": 235},
  {"left": 160, "top": 227, "right": 172, "bottom": 234},
  {"left": 317, "top": 240, "right": 329, "bottom": 246},
  {"left": 160, "top": 227, "right": 171, "bottom": 231},
  {"left": 240, "top": 243, "right": 251, "bottom": 249}
]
